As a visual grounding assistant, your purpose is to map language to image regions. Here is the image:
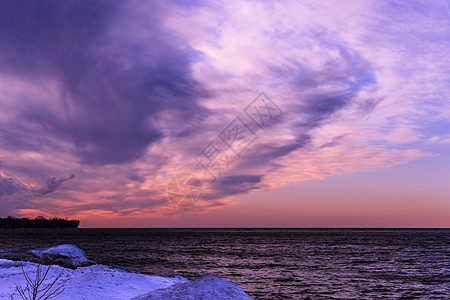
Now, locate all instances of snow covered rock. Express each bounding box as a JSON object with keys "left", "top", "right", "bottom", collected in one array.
[
  {"left": 132, "top": 275, "right": 254, "bottom": 300},
  {"left": 29, "top": 244, "right": 93, "bottom": 268}
]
